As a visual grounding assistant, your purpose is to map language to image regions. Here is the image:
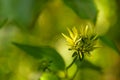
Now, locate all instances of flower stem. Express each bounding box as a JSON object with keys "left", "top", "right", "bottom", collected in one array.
[
  {"left": 70, "top": 67, "right": 79, "bottom": 80},
  {"left": 66, "top": 56, "right": 77, "bottom": 70}
]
